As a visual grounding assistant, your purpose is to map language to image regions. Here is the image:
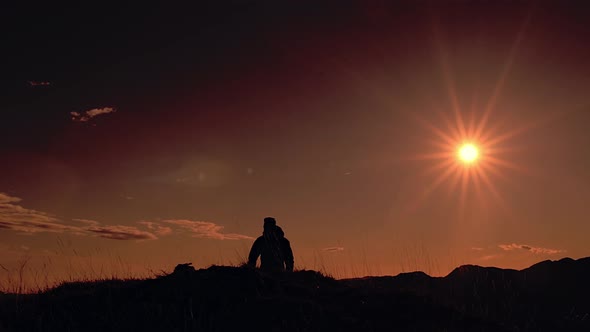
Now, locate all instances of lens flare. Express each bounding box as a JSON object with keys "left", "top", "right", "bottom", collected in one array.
[{"left": 398, "top": 12, "right": 548, "bottom": 215}]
